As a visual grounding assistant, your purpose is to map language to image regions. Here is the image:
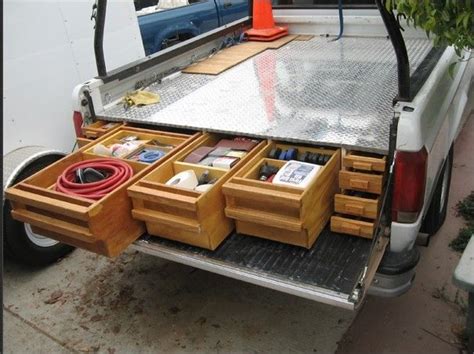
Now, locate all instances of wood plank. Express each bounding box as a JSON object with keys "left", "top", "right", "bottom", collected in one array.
[
  {"left": 295, "top": 34, "right": 315, "bottom": 41},
  {"left": 182, "top": 35, "right": 297, "bottom": 75},
  {"left": 12, "top": 209, "right": 94, "bottom": 242},
  {"left": 330, "top": 215, "right": 374, "bottom": 239},
  {"left": 128, "top": 185, "right": 198, "bottom": 211},
  {"left": 132, "top": 208, "right": 200, "bottom": 232},
  {"left": 222, "top": 182, "right": 302, "bottom": 207},
  {"left": 225, "top": 206, "right": 302, "bottom": 231},
  {"left": 6, "top": 187, "right": 91, "bottom": 221}
]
